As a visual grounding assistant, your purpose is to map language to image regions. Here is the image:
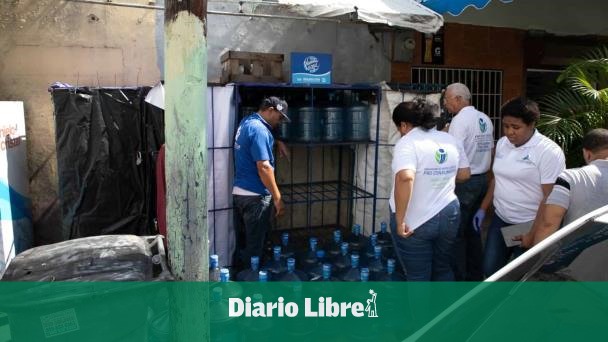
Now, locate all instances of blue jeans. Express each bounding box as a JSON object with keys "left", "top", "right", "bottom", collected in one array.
[
  {"left": 453, "top": 174, "right": 487, "bottom": 281},
  {"left": 390, "top": 199, "right": 460, "bottom": 281},
  {"left": 233, "top": 194, "right": 273, "bottom": 271},
  {"left": 482, "top": 213, "right": 525, "bottom": 277}
]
